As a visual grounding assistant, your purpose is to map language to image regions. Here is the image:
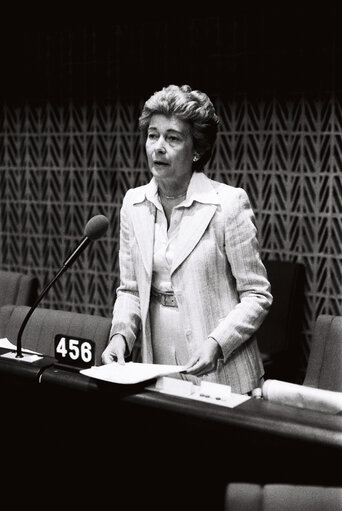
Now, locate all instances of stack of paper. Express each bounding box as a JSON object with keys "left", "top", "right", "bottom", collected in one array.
[{"left": 80, "top": 361, "right": 187, "bottom": 384}]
